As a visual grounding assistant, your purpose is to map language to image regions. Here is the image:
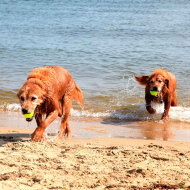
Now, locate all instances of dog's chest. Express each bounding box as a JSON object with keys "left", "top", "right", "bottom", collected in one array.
[{"left": 150, "top": 101, "right": 165, "bottom": 113}]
